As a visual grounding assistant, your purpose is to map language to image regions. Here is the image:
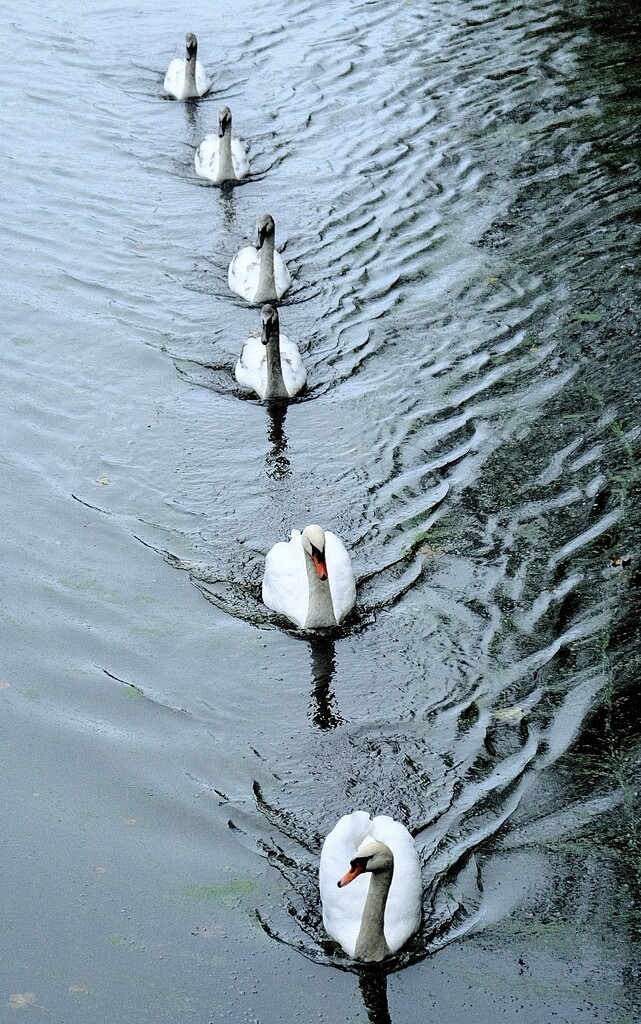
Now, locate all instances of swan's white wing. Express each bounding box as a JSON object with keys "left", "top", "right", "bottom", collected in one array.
[
  {"left": 234, "top": 337, "right": 267, "bottom": 399},
  {"left": 319, "top": 811, "right": 374, "bottom": 957},
  {"left": 278, "top": 334, "right": 307, "bottom": 397},
  {"left": 230, "top": 137, "right": 250, "bottom": 178},
  {"left": 325, "top": 532, "right": 356, "bottom": 624},
  {"left": 194, "top": 61, "right": 211, "bottom": 96},
  {"left": 262, "top": 530, "right": 309, "bottom": 628},
  {"left": 228, "top": 245, "right": 261, "bottom": 302},
  {"left": 194, "top": 134, "right": 220, "bottom": 180},
  {"left": 371, "top": 816, "right": 422, "bottom": 953},
  {"left": 273, "top": 250, "right": 292, "bottom": 299},
  {"left": 163, "top": 59, "right": 185, "bottom": 97}
]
